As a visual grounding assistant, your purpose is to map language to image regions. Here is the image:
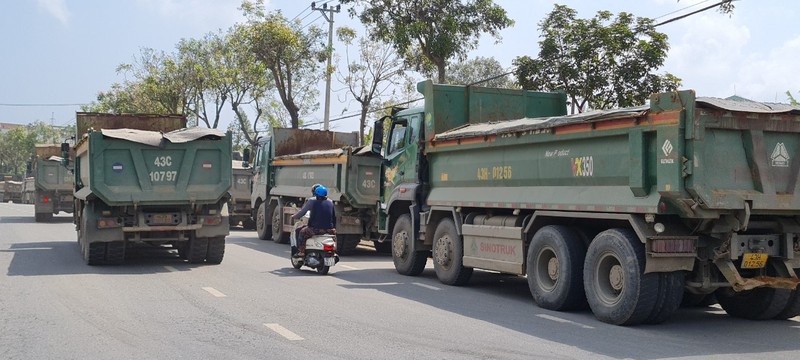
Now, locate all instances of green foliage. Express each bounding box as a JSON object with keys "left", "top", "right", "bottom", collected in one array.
[
  {"left": 787, "top": 91, "right": 799, "bottom": 106},
  {"left": 241, "top": 0, "right": 325, "bottom": 128},
  {"left": 514, "top": 5, "right": 681, "bottom": 112},
  {"left": 0, "top": 122, "right": 74, "bottom": 178},
  {"left": 340, "top": 0, "right": 513, "bottom": 83},
  {"left": 336, "top": 28, "right": 413, "bottom": 145},
  {"left": 446, "top": 56, "right": 514, "bottom": 88}
]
